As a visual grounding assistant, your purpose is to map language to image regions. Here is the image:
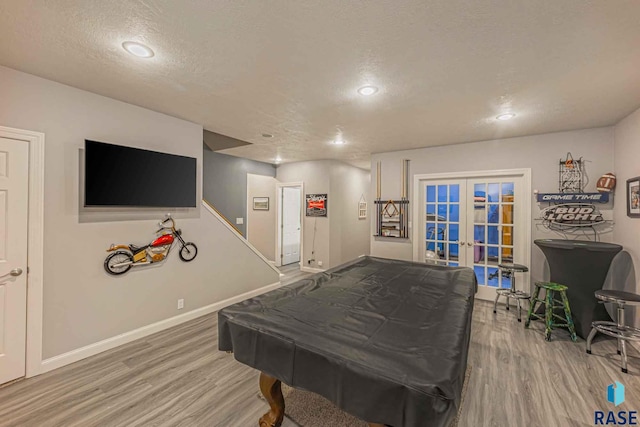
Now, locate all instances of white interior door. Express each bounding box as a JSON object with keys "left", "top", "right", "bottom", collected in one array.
[
  {"left": 0, "top": 137, "right": 29, "bottom": 385},
  {"left": 281, "top": 187, "right": 301, "bottom": 265},
  {"left": 418, "top": 174, "right": 528, "bottom": 301}
]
